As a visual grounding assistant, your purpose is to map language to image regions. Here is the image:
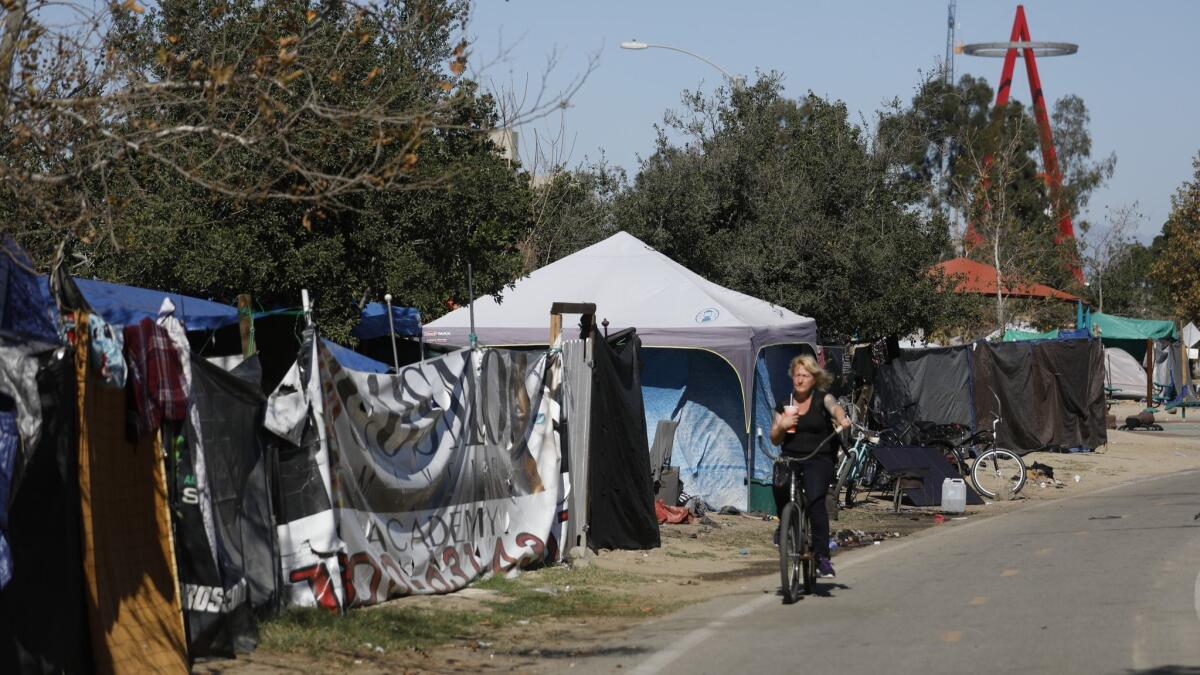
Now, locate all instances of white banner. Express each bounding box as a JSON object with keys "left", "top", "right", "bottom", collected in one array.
[{"left": 267, "top": 339, "right": 563, "bottom": 610}]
